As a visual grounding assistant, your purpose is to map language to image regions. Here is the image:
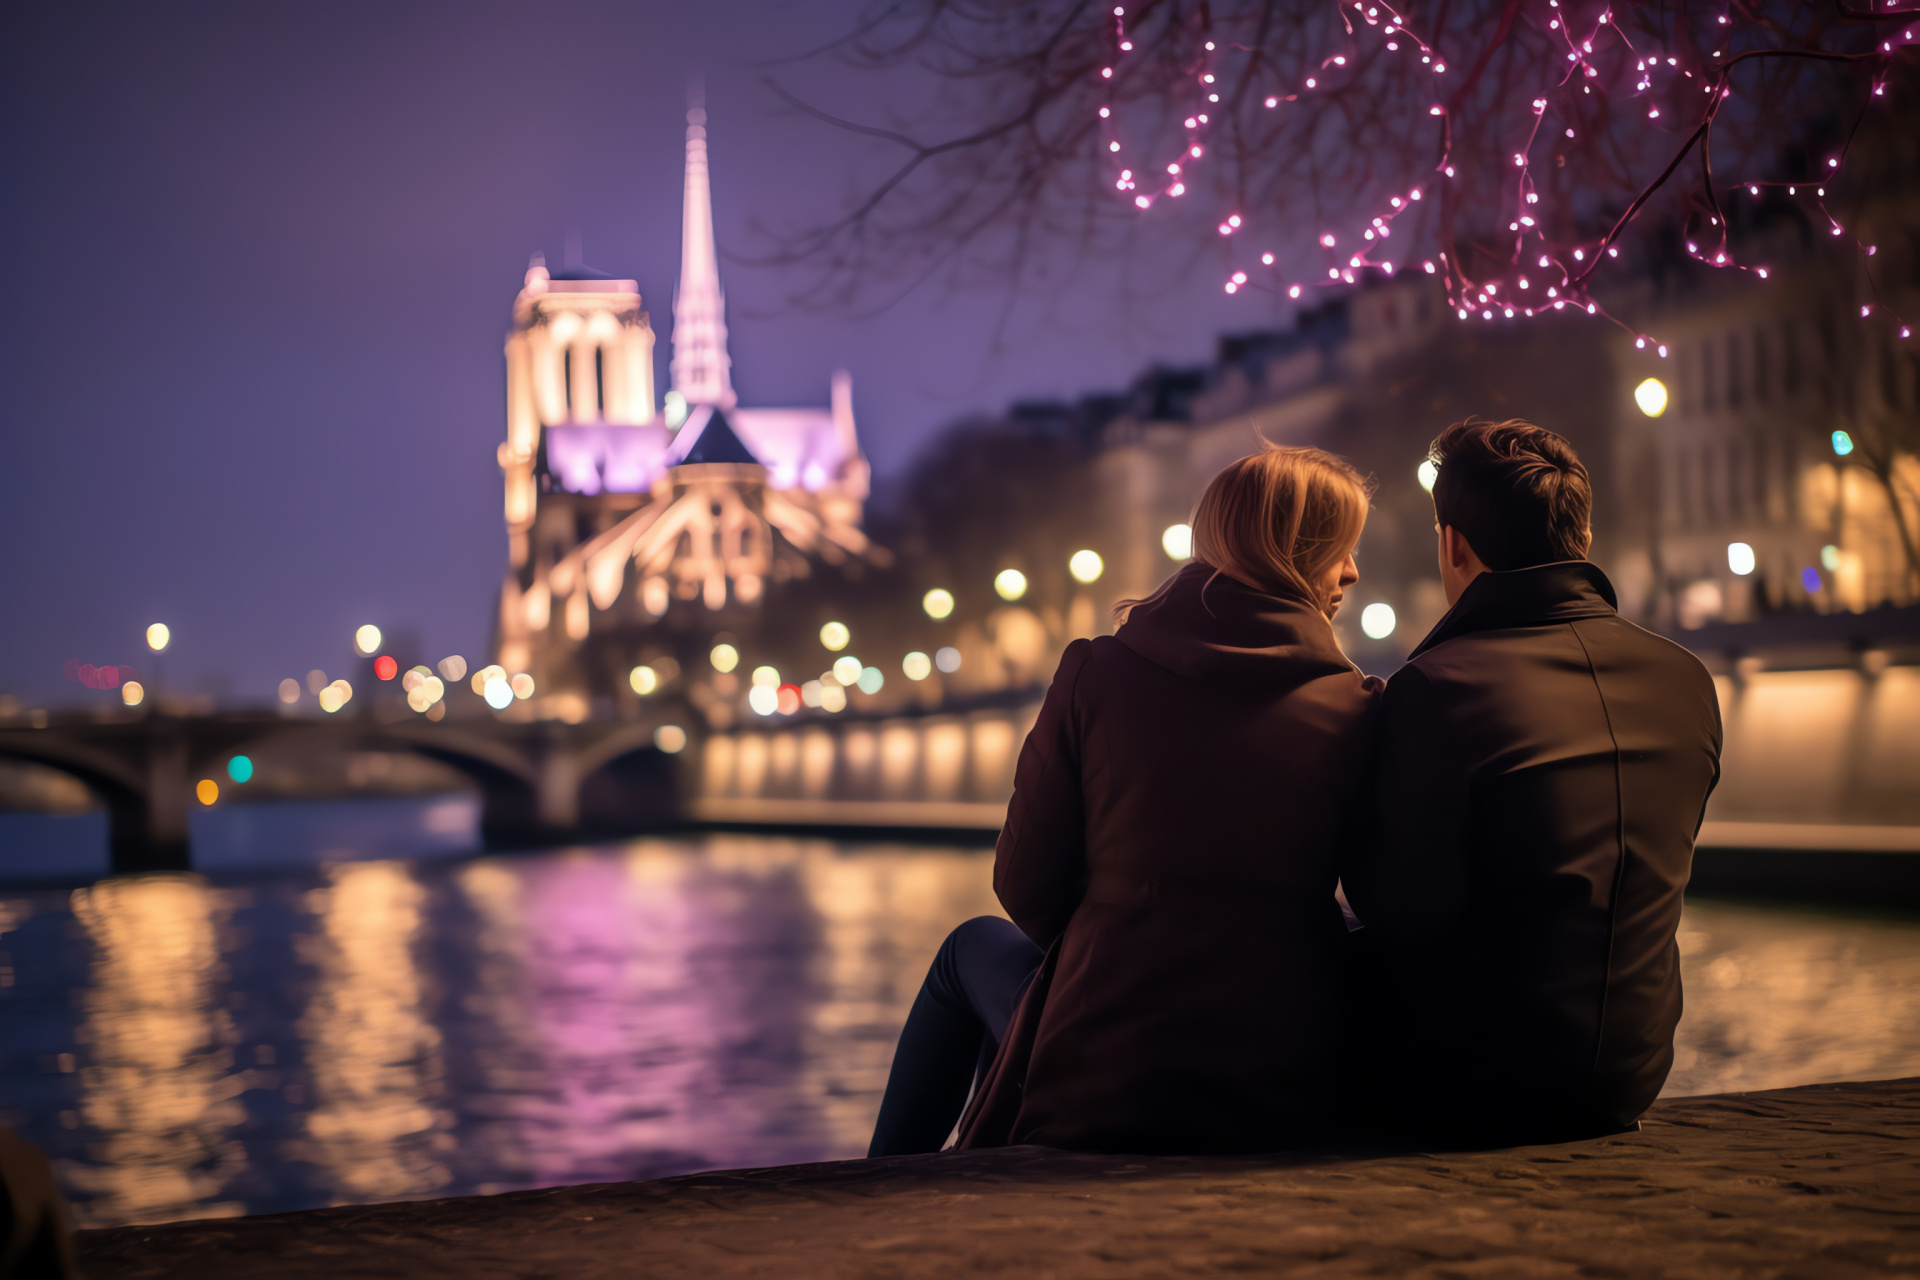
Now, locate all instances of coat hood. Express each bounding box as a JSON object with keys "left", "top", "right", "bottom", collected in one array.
[{"left": 1115, "top": 561, "right": 1359, "bottom": 691}]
